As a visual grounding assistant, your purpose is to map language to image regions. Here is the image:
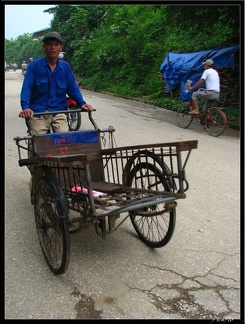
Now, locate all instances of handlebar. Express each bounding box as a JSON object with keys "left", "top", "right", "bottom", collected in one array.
[
  {"left": 19, "top": 109, "right": 99, "bottom": 130},
  {"left": 19, "top": 108, "right": 96, "bottom": 118}
]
